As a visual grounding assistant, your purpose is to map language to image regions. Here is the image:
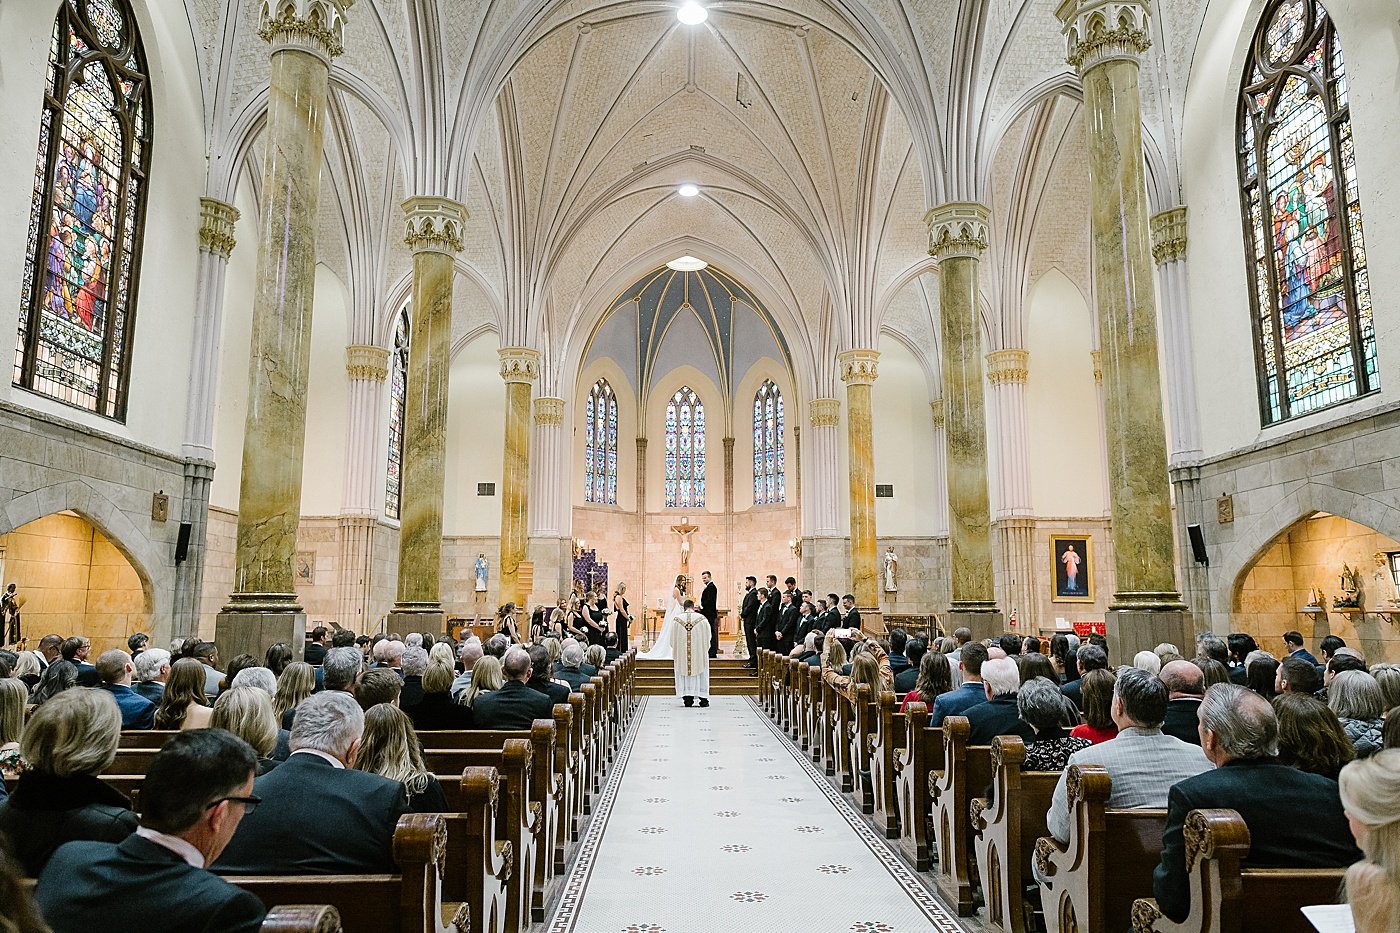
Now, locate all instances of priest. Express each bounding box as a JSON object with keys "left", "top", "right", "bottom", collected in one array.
[{"left": 669, "top": 598, "right": 711, "bottom": 708}]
